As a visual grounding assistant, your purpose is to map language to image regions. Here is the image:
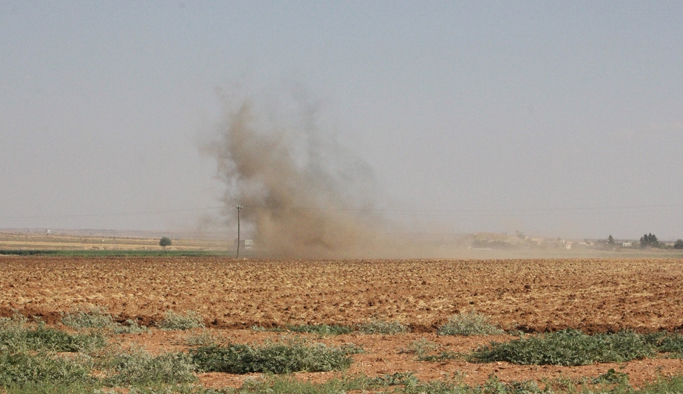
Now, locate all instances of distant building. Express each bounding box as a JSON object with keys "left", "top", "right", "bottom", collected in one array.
[{"left": 234, "top": 239, "right": 254, "bottom": 249}]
